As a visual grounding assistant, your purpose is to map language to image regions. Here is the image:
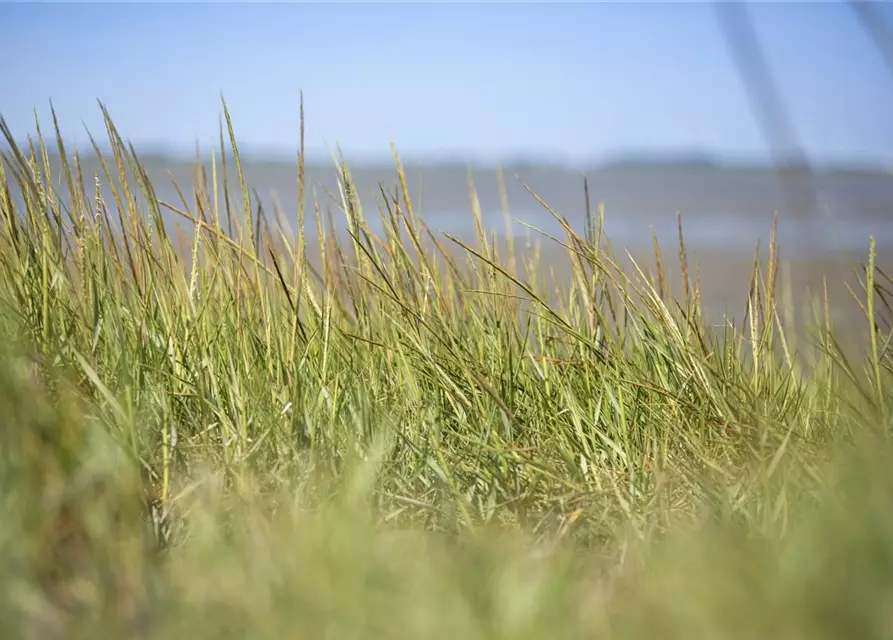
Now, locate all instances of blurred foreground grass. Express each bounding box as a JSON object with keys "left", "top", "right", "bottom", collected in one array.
[{"left": 1, "top": 103, "right": 892, "bottom": 639}]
